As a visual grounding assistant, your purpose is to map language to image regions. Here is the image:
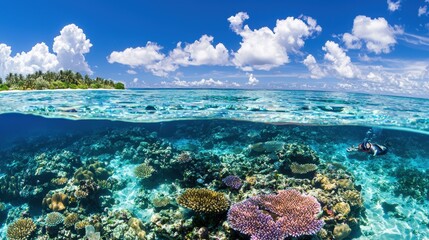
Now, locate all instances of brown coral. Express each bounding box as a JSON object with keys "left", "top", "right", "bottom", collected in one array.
[
  {"left": 176, "top": 151, "right": 193, "bottom": 163},
  {"left": 314, "top": 174, "right": 337, "bottom": 191},
  {"left": 343, "top": 190, "right": 363, "bottom": 206},
  {"left": 7, "top": 218, "right": 36, "bottom": 240},
  {"left": 333, "top": 223, "right": 351, "bottom": 240},
  {"left": 64, "top": 213, "right": 79, "bottom": 228},
  {"left": 290, "top": 162, "right": 318, "bottom": 174},
  {"left": 42, "top": 192, "right": 69, "bottom": 211},
  {"left": 50, "top": 177, "right": 68, "bottom": 186},
  {"left": 177, "top": 188, "right": 229, "bottom": 213},
  {"left": 134, "top": 163, "right": 155, "bottom": 179},
  {"left": 333, "top": 202, "right": 351, "bottom": 218}
]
